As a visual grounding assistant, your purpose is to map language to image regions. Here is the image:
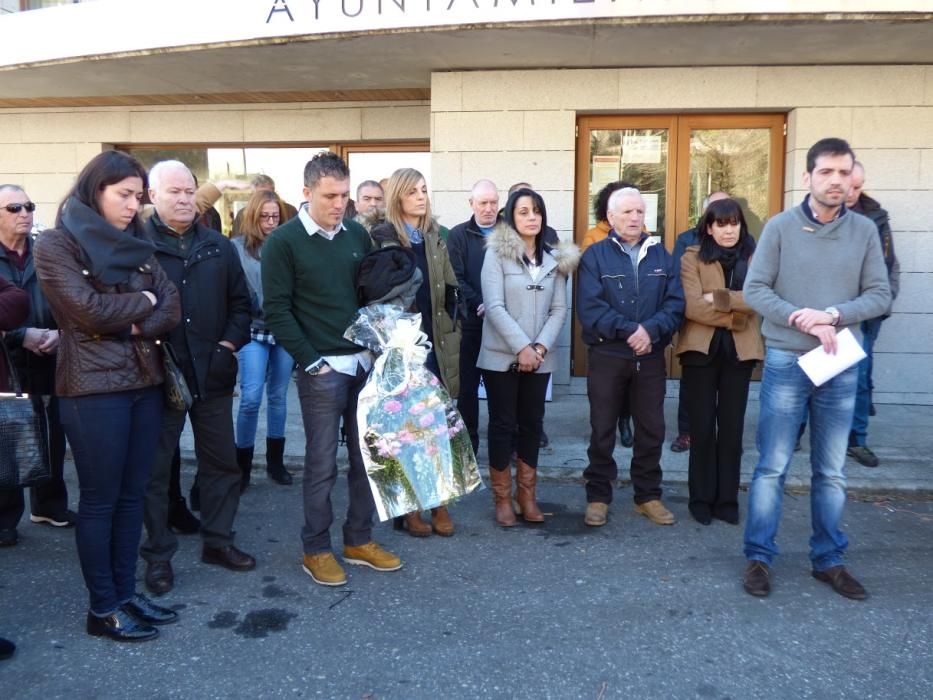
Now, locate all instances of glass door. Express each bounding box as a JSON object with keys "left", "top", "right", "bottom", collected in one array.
[
  {"left": 674, "top": 114, "right": 785, "bottom": 239},
  {"left": 573, "top": 114, "right": 785, "bottom": 377}
]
